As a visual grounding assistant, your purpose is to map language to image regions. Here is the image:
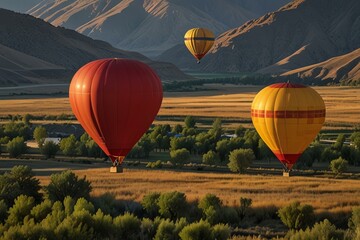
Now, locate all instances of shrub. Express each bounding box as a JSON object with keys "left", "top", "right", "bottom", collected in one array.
[
  {"left": 92, "top": 193, "right": 120, "bottom": 217},
  {"left": 170, "top": 148, "right": 190, "bottom": 166},
  {"left": 286, "top": 219, "right": 344, "bottom": 240},
  {"left": 219, "top": 207, "right": 239, "bottom": 225},
  {"left": 6, "top": 136, "right": 27, "bottom": 158},
  {"left": 278, "top": 201, "right": 315, "bottom": 230},
  {"left": 141, "top": 192, "right": 161, "bottom": 218},
  {"left": 40, "top": 140, "right": 59, "bottom": 159},
  {"left": 146, "top": 160, "right": 163, "bottom": 169},
  {"left": 45, "top": 170, "right": 92, "bottom": 202},
  {"left": 330, "top": 157, "right": 348, "bottom": 175},
  {"left": 0, "top": 136, "right": 10, "bottom": 144},
  {"left": 228, "top": 149, "right": 255, "bottom": 173},
  {"left": 158, "top": 191, "right": 187, "bottom": 220},
  {"left": 212, "top": 223, "right": 231, "bottom": 240},
  {"left": 113, "top": 212, "right": 141, "bottom": 240},
  {"left": 238, "top": 197, "right": 252, "bottom": 220},
  {"left": 179, "top": 220, "right": 213, "bottom": 240}
]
